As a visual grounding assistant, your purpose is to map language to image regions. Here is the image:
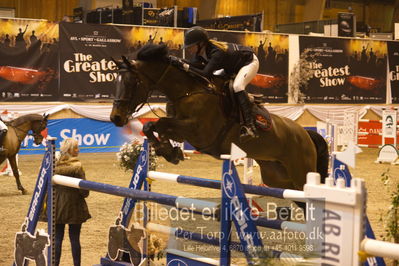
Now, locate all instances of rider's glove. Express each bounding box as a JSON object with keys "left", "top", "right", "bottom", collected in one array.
[
  {"left": 169, "top": 55, "right": 189, "bottom": 71},
  {"left": 182, "top": 63, "right": 189, "bottom": 72},
  {"left": 169, "top": 56, "right": 182, "bottom": 66}
]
